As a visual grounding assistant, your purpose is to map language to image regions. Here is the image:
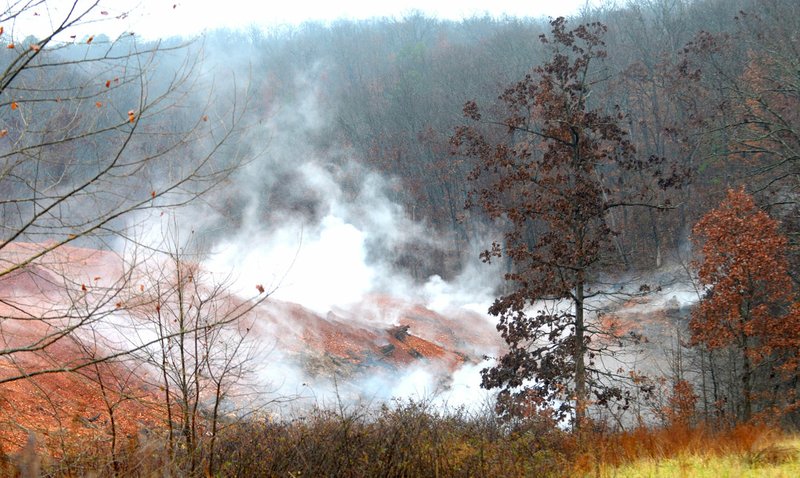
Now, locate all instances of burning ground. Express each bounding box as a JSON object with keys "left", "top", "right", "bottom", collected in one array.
[
  {"left": 0, "top": 243, "right": 503, "bottom": 453},
  {"left": 0, "top": 240, "right": 701, "bottom": 455}
]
